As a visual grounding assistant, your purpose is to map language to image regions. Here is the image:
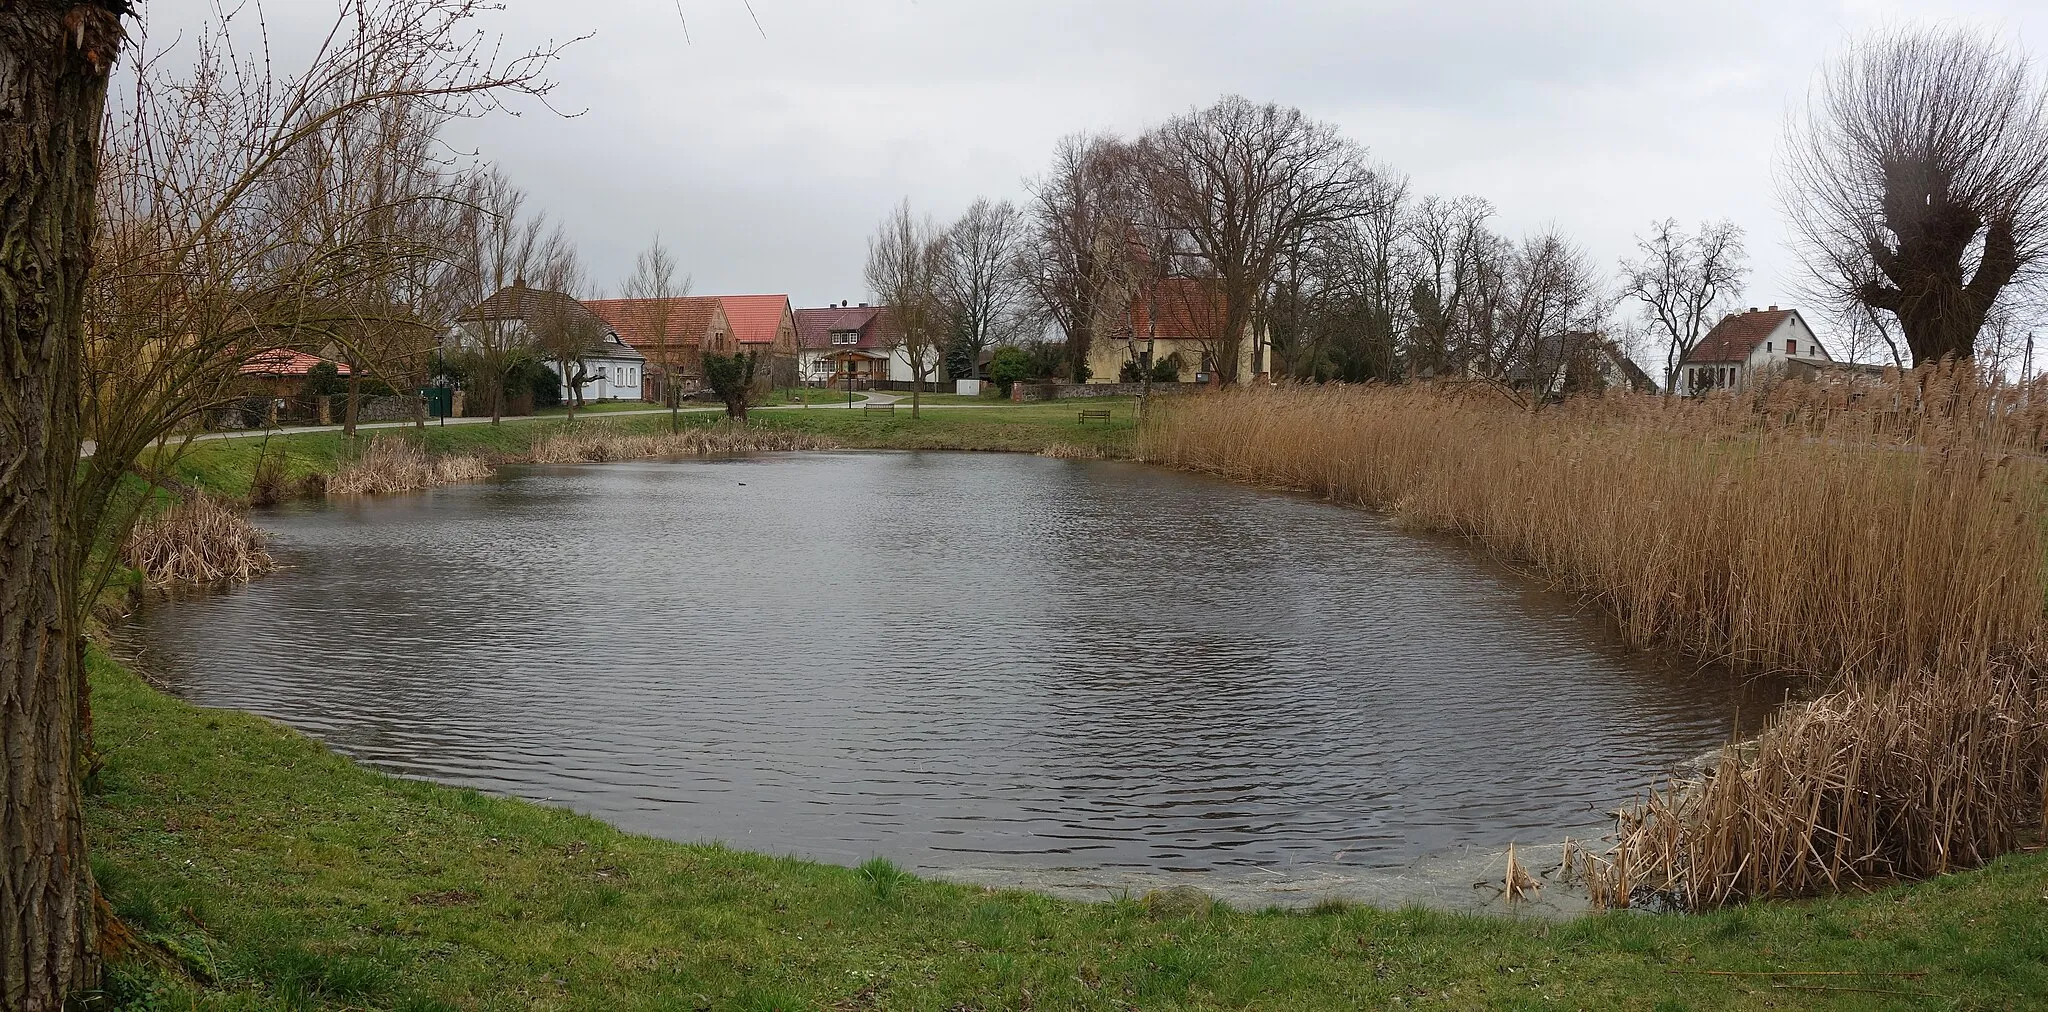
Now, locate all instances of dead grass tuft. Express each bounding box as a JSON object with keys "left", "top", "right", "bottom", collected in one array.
[
  {"left": 1592, "top": 665, "right": 2047, "bottom": 909},
  {"left": 123, "top": 496, "right": 274, "bottom": 587},
  {"left": 327, "top": 437, "right": 493, "bottom": 496},
  {"left": 1037, "top": 441, "right": 1106, "bottom": 460},
  {"left": 525, "top": 423, "right": 833, "bottom": 464}
]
